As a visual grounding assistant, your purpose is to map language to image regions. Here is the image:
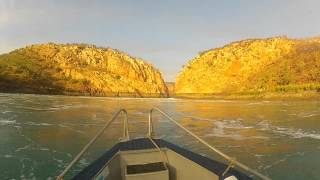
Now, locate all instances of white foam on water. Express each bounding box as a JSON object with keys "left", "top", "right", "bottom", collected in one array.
[
  {"left": 257, "top": 121, "right": 320, "bottom": 140},
  {"left": 301, "top": 113, "right": 319, "bottom": 118},
  {"left": 1, "top": 110, "right": 12, "bottom": 114},
  {"left": 16, "top": 145, "right": 31, "bottom": 152},
  {"left": 66, "top": 153, "right": 72, "bottom": 158},
  {"left": 263, "top": 157, "right": 288, "bottom": 170},
  {"left": 19, "top": 106, "right": 54, "bottom": 111},
  {"left": 51, "top": 104, "right": 89, "bottom": 110},
  {"left": 23, "top": 121, "right": 55, "bottom": 126},
  {"left": 4, "top": 154, "right": 13, "bottom": 158},
  {"left": 246, "top": 102, "right": 266, "bottom": 105},
  {"left": 287, "top": 111, "right": 320, "bottom": 118},
  {"left": 79, "top": 158, "right": 90, "bottom": 167},
  {"left": 187, "top": 116, "right": 215, "bottom": 122},
  {"left": 246, "top": 101, "right": 272, "bottom": 106},
  {"left": 205, "top": 119, "right": 269, "bottom": 140},
  {"left": 0, "top": 119, "right": 16, "bottom": 125},
  {"left": 39, "top": 123, "right": 53, "bottom": 126},
  {"left": 288, "top": 113, "right": 297, "bottom": 116},
  {"left": 214, "top": 119, "right": 253, "bottom": 129},
  {"left": 274, "top": 127, "right": 320, "bottom": 140},
  {"left": 39, "top": 148, "right": 50, "bottom": 151},
  {"left": 52, "top": 156, "right": 64, "bottom": 167},
  {"left": 204, "top": 132, "right": 245, "bottom": 140},
  {"left": 58, "top": 124, "right": 68, "bottom": 128},
  {"left": 204, "top": 132, "right": 268, "bottom": 140},
  {"left": 58, "top": 122, "right": 102, "bottom": 127}
]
